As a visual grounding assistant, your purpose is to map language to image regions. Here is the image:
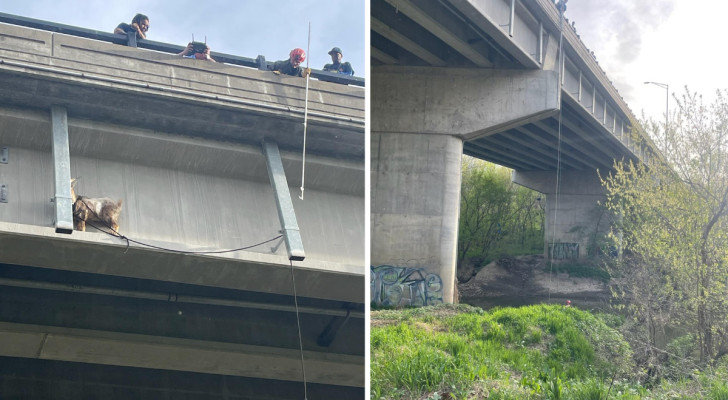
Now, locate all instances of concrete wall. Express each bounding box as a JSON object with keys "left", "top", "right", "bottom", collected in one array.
[{"left": 0, "top": 107, "right": 364, "bottom": 267}]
